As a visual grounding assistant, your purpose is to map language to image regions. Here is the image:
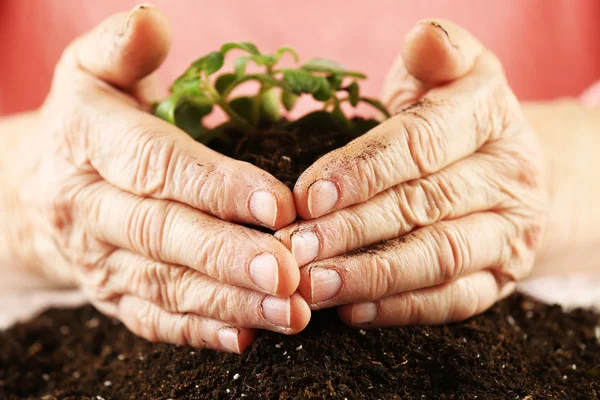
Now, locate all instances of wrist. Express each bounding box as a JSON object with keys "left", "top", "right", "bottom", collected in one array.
[
  {"left": 0, "top": 111, "right": 71, "bottom": 287},
  {"left": 522, "top": 99, "right": 600, "bottom": 273}
]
